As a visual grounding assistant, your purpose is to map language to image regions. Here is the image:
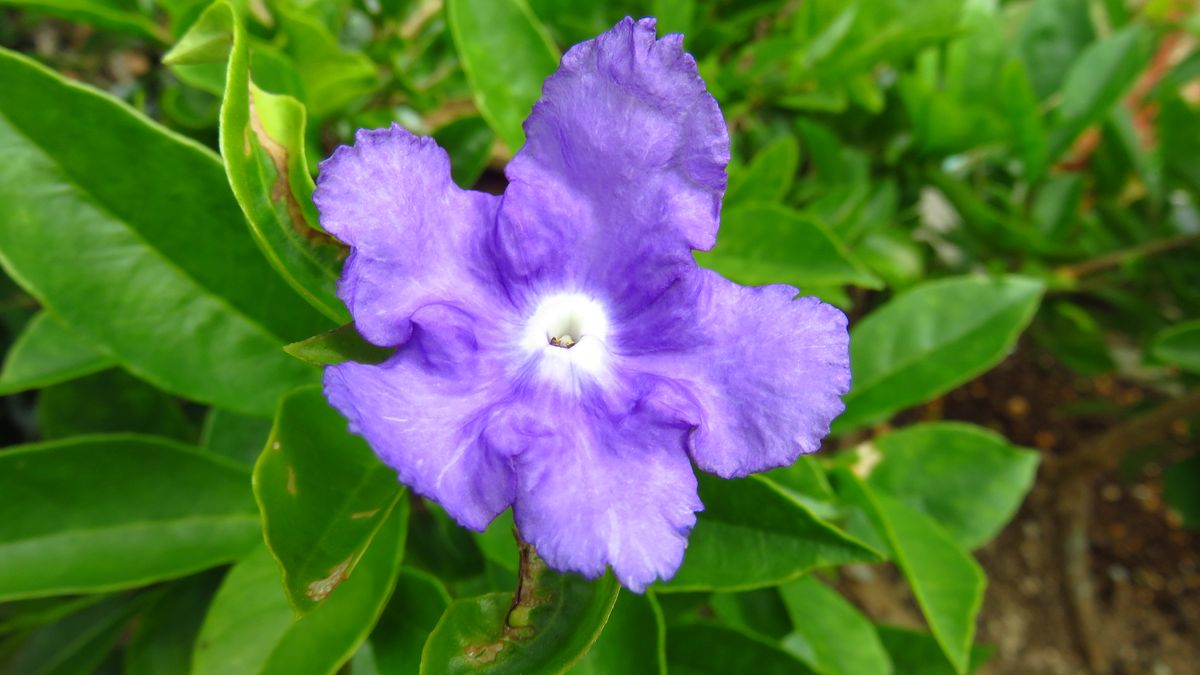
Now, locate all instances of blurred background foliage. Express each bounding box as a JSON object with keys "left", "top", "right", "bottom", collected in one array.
[{"left": 1, "top": 0, "right": 1199, "bottom": 673}]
